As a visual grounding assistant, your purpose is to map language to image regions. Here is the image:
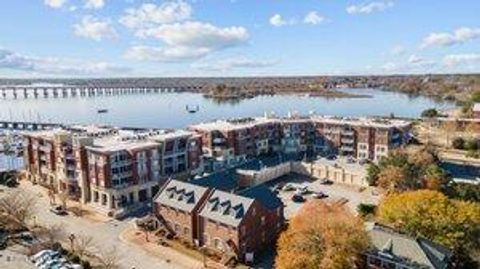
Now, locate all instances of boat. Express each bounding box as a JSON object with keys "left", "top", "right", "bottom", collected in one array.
[
  {"left": 185, "top": 105, "right": 199, "bottom": 113},
  {"left": 97, "top": 109, "right": 108, "bottom": 114}
]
